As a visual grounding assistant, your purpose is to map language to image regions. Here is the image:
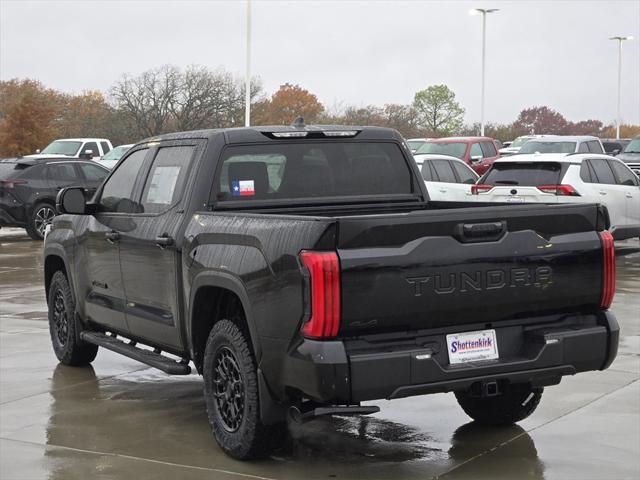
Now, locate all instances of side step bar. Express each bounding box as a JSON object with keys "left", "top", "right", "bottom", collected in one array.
[
  {"left": 80, "top": 331, "right": 191, "bottom": 375},
  {"left": 289, "top": 404, "right": 380, "bottom": 423}
]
